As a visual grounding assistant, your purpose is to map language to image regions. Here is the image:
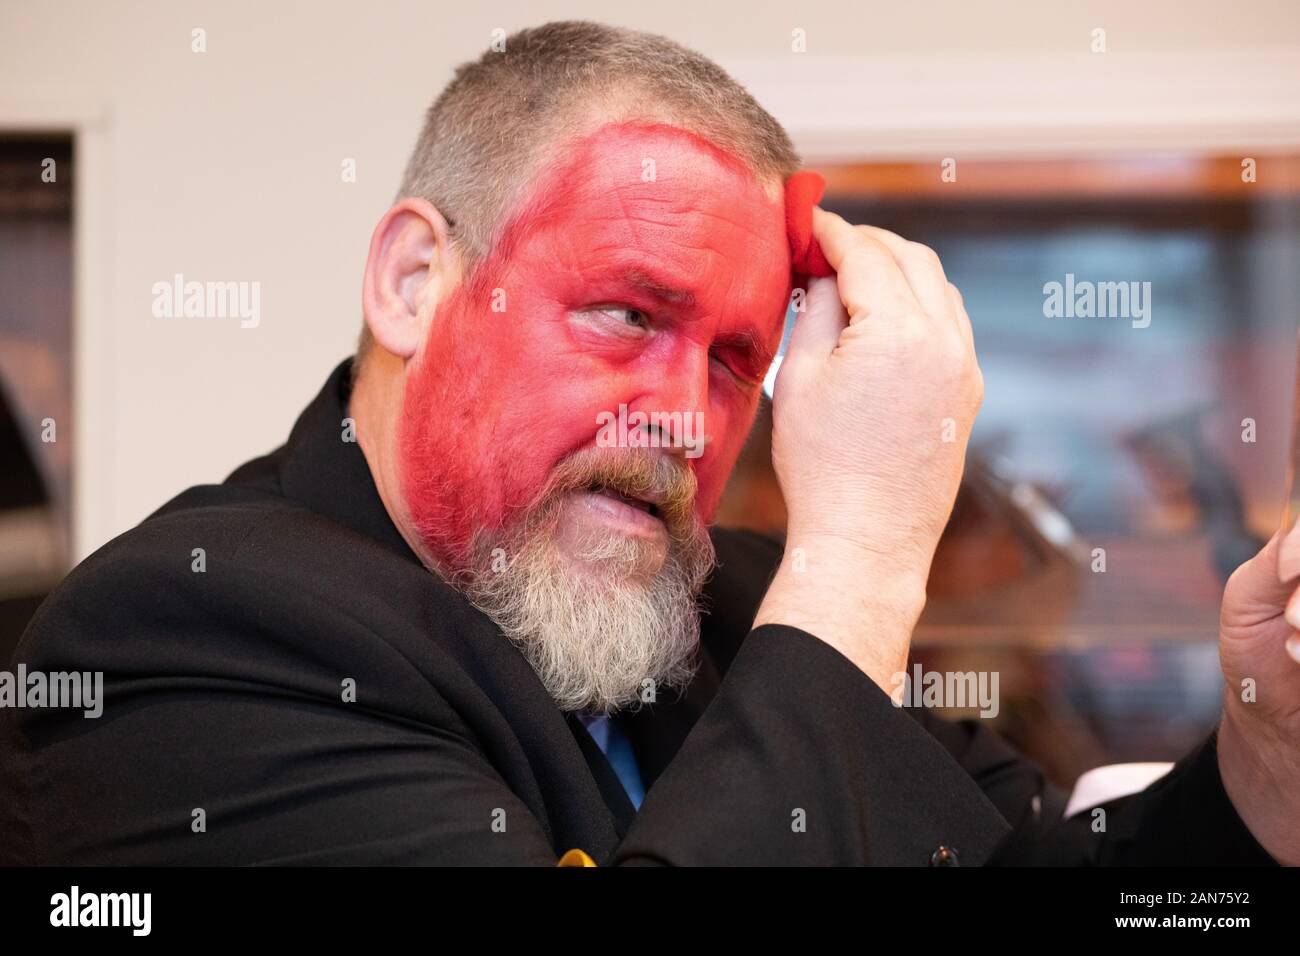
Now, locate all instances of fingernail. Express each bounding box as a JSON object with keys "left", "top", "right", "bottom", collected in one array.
[
  {"left": 1286, "top": 590, "right": 1300, "bottom": 630},
  {"left": 1287, "top": 634, "right": 1300, "bottom": 664}
]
